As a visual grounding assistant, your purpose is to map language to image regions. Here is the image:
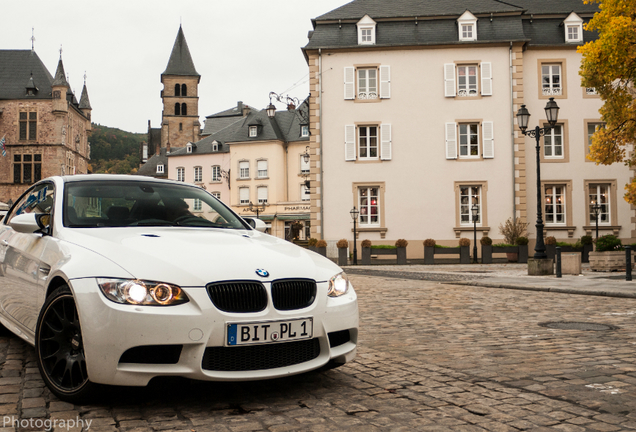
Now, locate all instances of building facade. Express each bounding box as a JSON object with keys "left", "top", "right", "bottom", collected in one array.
[
  {"left": 0, "top": 50, "right": 92, "bottom": 203},
  {"left": 303, "top": 0, "right": 631, "bottom": 258}
]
